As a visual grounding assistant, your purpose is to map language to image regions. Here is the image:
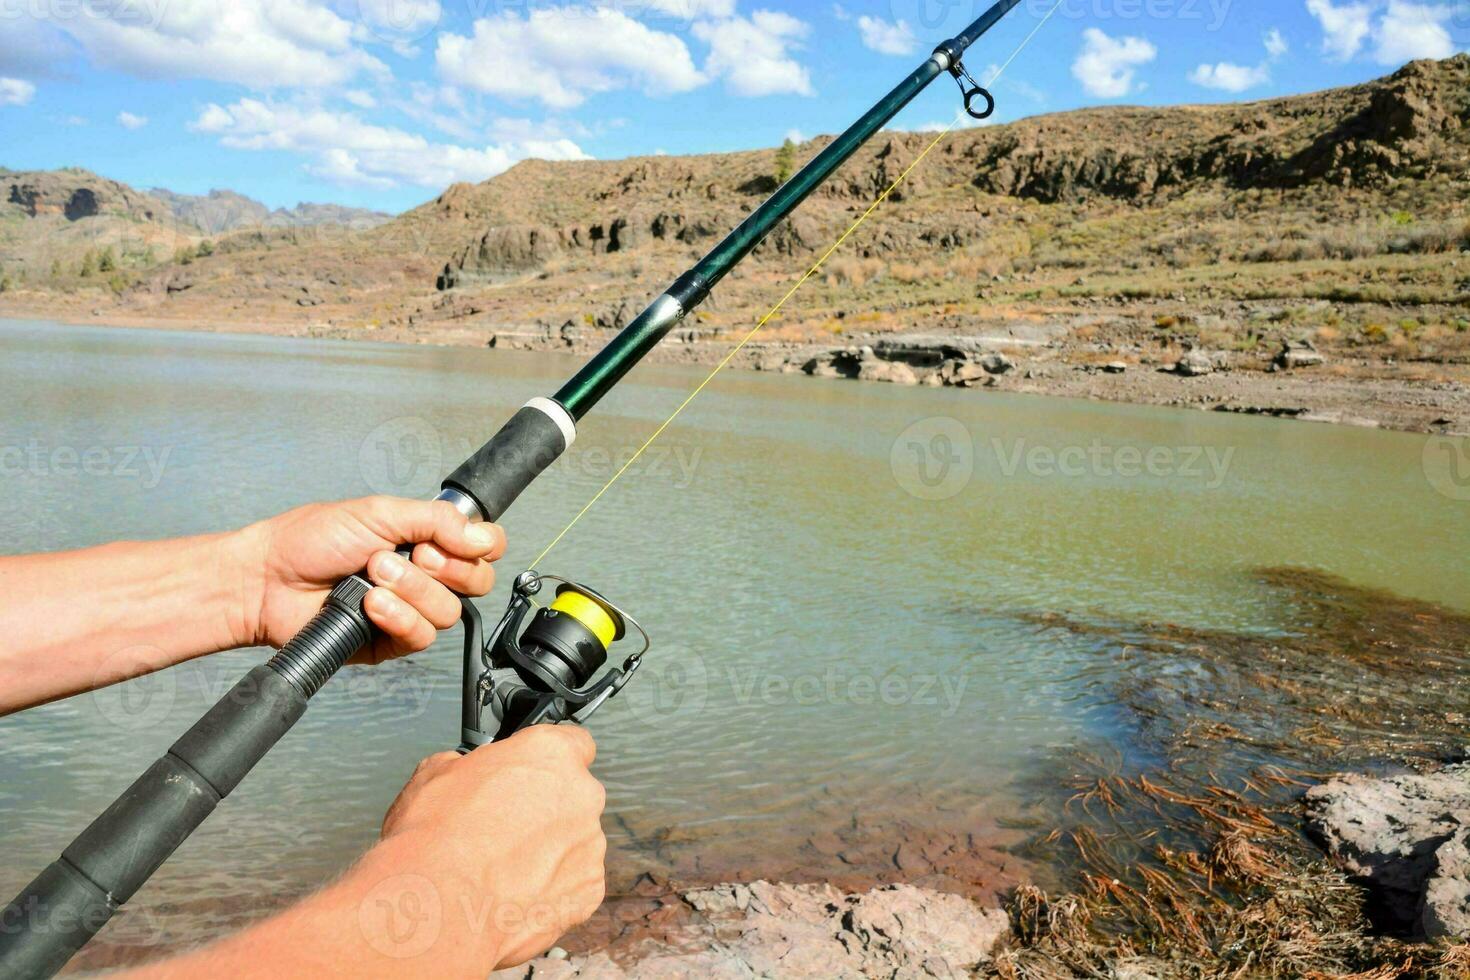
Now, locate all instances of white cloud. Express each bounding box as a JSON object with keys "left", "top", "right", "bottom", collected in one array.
[
  {"left": 20, "top": 0, "right": 387, "bottom": 88},
  {"left": 343, "top": 89, "right": 377, "bottom": 108},
  {"left": 1373, "top": 1, "right": 1457, "bottom": 64},
  {"left": 0, "top": 77, "right": 35, "bottom": 106},
  {"left": 1264, "top": 28, "right": 1289, "bottom": 58},
  {"left": 785, "top": 128, "right": 803, "bottom": 143},
  {"left": 190, "top": 98, "right": 593, "bottom": 189},
  {"left": 1189, "top": 29, "right": 1289, "bottom": 93},
  {"left": 1306, "top": 0, "right": 1374, "bottom": 61},
  {"left": 0, "top": 19, "right": 72, "bottom": 78},
  {"left": 436, "top": 7, "right": 703, "bottom": 109},
  {"left": 856, "top": 15, "right": 917, "bottom": 56},
  {"left": 117, "top": 110, "right": 148, "bottom": 129},
  {"left": 914, "top": 114, "right": 995, "bottom": 132},
  {"left": 621, "top": 0, "right": 738, "bottom": 17},
  {"left": 353, "top": 0, "right": 441, "bottom": 39},
  {"left": 1072, "top": 28, "right": 1156, "bottom": 99},
  {"left": 694, "top": 10, "right": 814, "bottom": 97},
  {"left": 1189, "top": 61, "right": 1271, "bottom": 92}
]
